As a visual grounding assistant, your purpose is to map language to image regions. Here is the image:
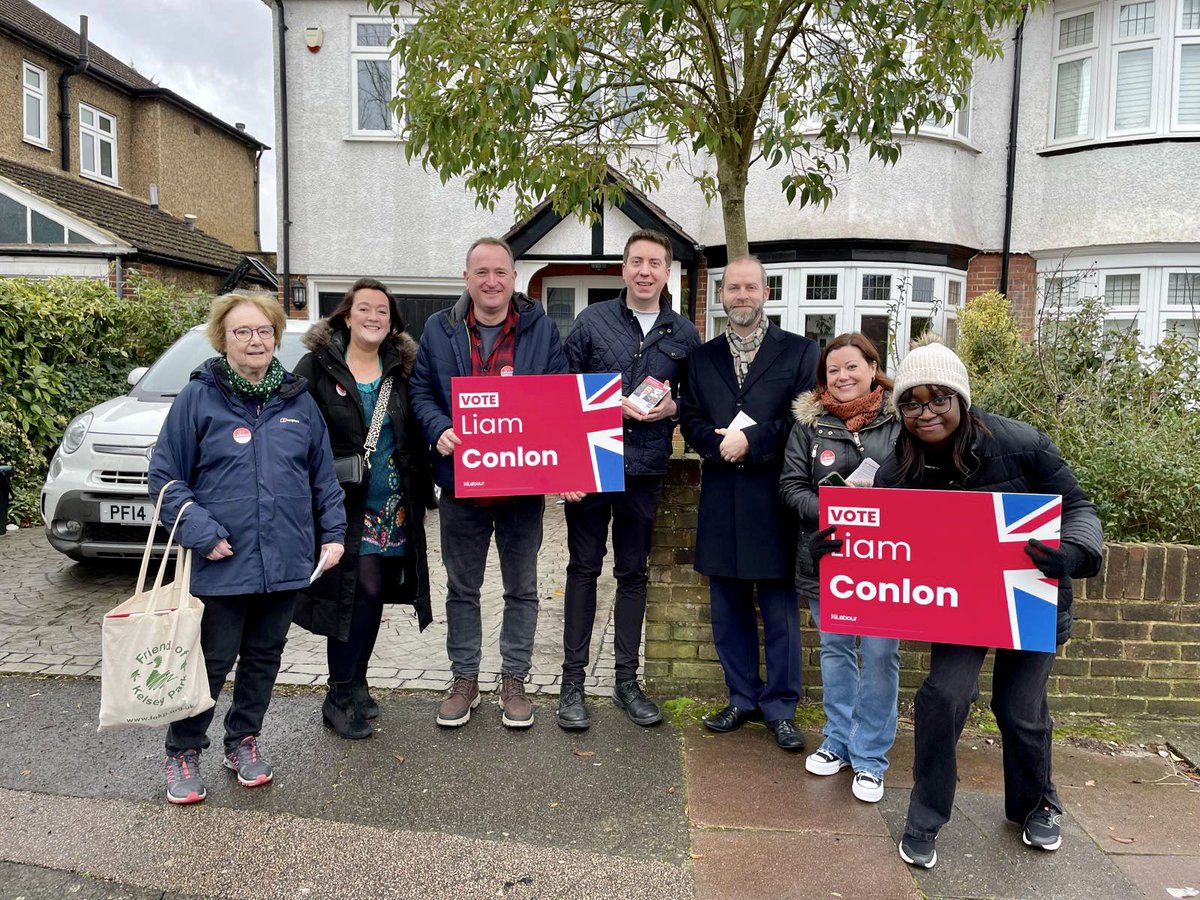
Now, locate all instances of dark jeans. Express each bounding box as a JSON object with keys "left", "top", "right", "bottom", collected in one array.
[
  {"left": 905, "top": 644, "right": 1061, "bottom": 840},
  {"left": 439, "top": 493, "right": 544, "bottom": 678},
  {"left": 708, "top": 576, "right": 800, "bottom": 721},
  {"left": 327, "top": 555, "right": 385, "bottom": 683},
  {"left": 165, "top": 591, "right": 296, "bottom": 756},
  {"left": 563, "top": 474, "right": 664, "bottom": 683}
]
